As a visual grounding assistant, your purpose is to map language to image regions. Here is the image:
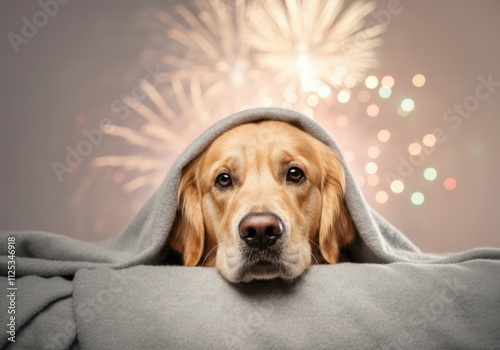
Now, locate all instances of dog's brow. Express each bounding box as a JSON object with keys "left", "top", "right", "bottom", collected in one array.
[
  {"left": 280, "top": 152, "right": 293, "bottom": 163},
  {"left": 211, "top": 154, "right": 241, "bottom": 172},
  {"left": 277, "top": 150, "right": 308, "bottom": 166}
]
